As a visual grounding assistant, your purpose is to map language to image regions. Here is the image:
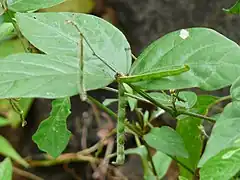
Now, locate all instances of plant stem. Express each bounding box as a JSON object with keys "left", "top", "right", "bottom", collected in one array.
[
  {"left": 127, "top": 83, "right": 174, "bottom": 114},
  {"left": 178, "top": 110, "right": 216, "bottom": 123},
  {"left": 87, "top": 95, "right": 117, "bottom": 119},
  {"left": 119, "top": 65, "right": 190, "bottom": 83},
  {"left": 103, "top": 87, "right": 150, "bottom": 103},
  {"left": 143, "top": 141, "right": 159, "bottom": 179},
  {"left": 170, "top": 156, "right": 195, "bottom": 175}
]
